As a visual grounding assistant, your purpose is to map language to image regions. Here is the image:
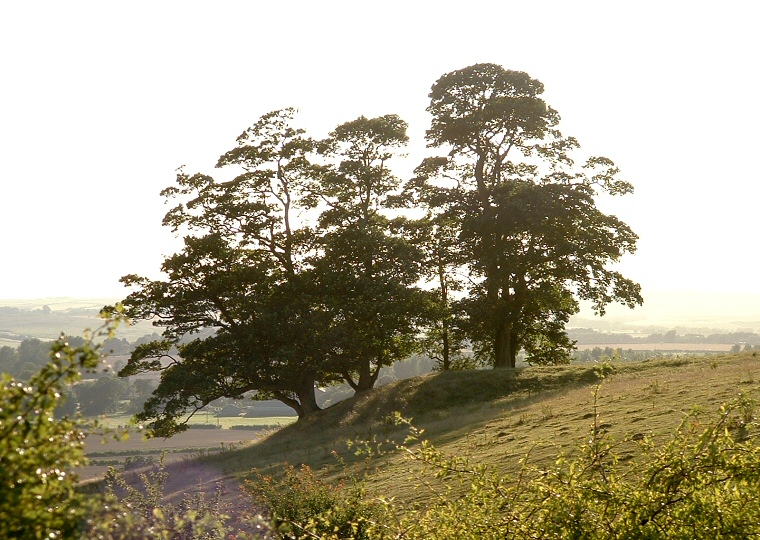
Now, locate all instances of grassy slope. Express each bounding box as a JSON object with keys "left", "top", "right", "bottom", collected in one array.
[{"left": 203, "top": 351, "right": 760, "bottom": 502}]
